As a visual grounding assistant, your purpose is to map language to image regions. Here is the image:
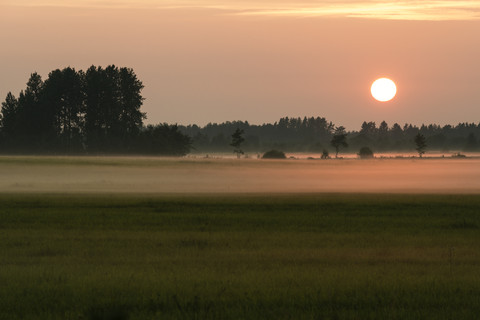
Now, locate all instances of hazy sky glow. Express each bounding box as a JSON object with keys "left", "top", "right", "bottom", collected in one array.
[
  {"left": 4, "top": 0, "right": 480, "bottom": 20},
  {"left": 1, "top": 1, "right": 479, "bottom": 129}
]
